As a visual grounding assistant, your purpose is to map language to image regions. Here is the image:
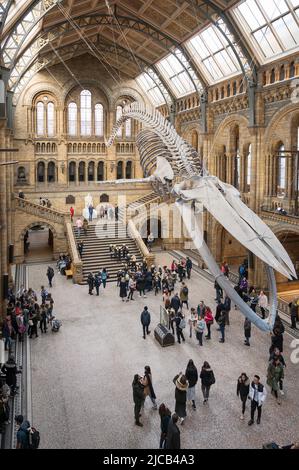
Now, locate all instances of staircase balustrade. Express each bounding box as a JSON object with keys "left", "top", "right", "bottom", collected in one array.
[
  {"left": 14, "top": 195, "right": 68, "bottom": 225},
  {"left": 66, "top": 222, "right": 83, "bottom": 283}
]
